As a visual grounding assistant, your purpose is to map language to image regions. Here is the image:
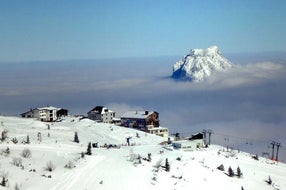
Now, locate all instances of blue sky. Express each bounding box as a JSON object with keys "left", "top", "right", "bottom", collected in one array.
[{"left": 0, "top": 0, "right": 285, "bottom": 62}]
